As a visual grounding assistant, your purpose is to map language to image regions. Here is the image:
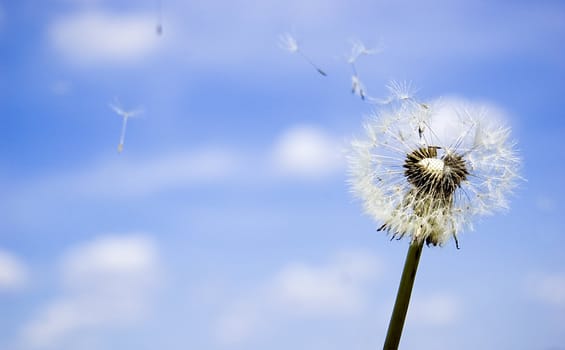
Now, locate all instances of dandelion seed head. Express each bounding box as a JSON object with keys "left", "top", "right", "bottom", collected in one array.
[{"left": 348, "top": 95, "right": 520, "bottom": 247}]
